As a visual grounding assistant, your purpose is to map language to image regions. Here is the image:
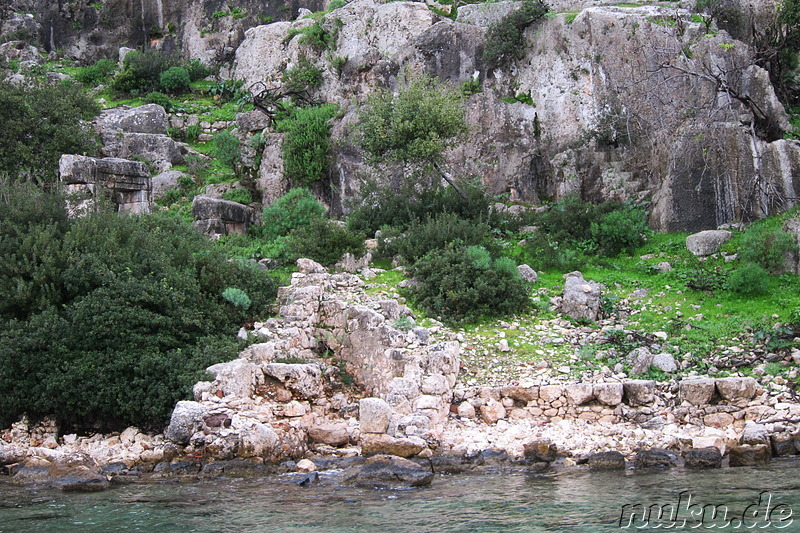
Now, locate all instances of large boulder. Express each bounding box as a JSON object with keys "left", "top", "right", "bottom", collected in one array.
[
  {"left": 164, "top": 401, "right": 206, "bottom": 445},
  {"left": 587, "top": 451, "right": 626, "bottom": 471},
  {"left": 593, "top": 383, "right": 623, "bottom": 406},
  {"left": 237, "top": 422, "right": 279, "bottom": 458},
  {"left": 683, "top": 447, "right": 722, "bottom": 469},
  {"left": 308, "top": 422, "right": 350, "bottom": 447},
  {"left": 679, "top": 379, "right": 716, "bottom": 405},
  {"left": 623, "top": 380, "right": 655, "bottom": 406},
  {"left": 359, "top": 398, "right": 393, "bottom": 434},
  {"left": 560, "top": 271, "right": 602, "bottom": 321},
  {"left": 627, "top": 347, "right": 653, "bottom": 376},
  {"left": 360, "top": 433, "right": 426, "bottom": 458},
  {"left": 715, "top": 377, "right": 758, "bottom": 402},
  {"left": 151, "top": 170, "right": 189, "bottom": 201},
  {"left": 686, "top": 230, "right": 733, "bottom": 257},
  {"left": 634, "top": 448, "right": 679, "bottom": 470},
  {"left": 191, "top": 196, "right": 256, "bottom": 237},
  {"left": 729, "top": 444, "right": 771, "bottom": 466},
  {"left": 207, "top": 359, "right": 261, "bottom": 398}
]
